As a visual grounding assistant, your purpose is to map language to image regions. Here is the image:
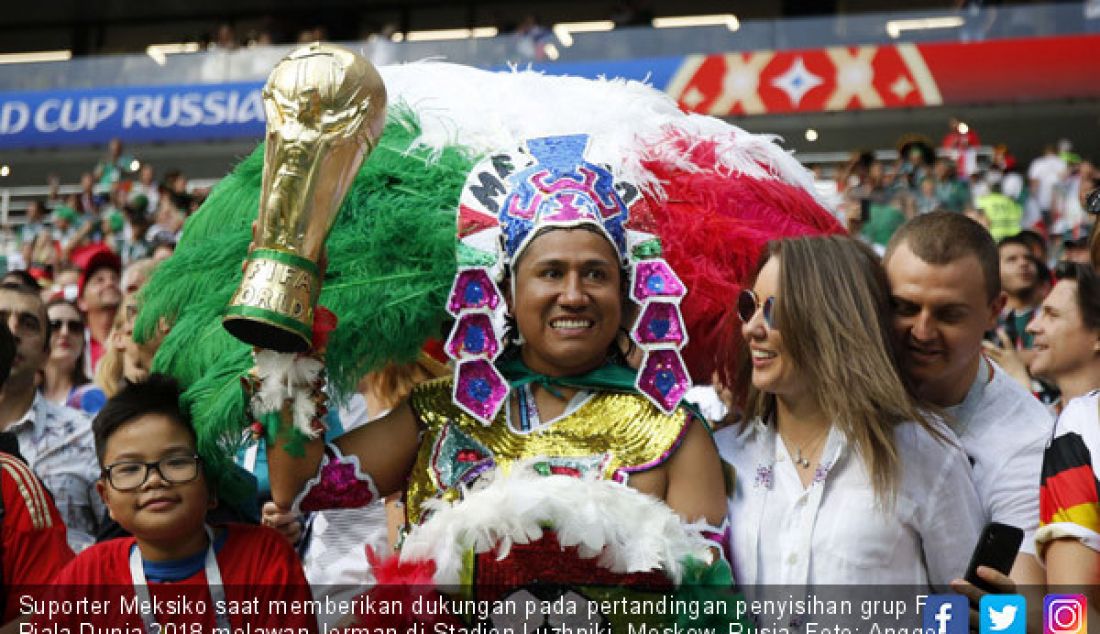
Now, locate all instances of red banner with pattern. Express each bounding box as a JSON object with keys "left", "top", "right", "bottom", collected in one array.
[{"left": 664, "top": 34, "right": 1100, "bottom": 115}]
